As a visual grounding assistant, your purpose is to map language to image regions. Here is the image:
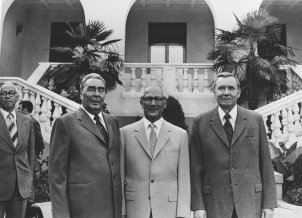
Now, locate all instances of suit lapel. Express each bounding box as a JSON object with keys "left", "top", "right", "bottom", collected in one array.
[
  {"left": 15, "top": 112, "right": 28, "bottom": 151},
  {"left": 0, "top": 112, "right": 14, "bottom": 150},
  {"left": 77, "top": 108, "right": 107, "bottom": 145},
  {"left": 209, "top": 107, "right": 230, "bottom": 147},
  {"left": 103, "top": 113, "right": 113, "bottom": 149},
  {"left": 133, "top": 120, "right": 152, "bottom": 159},
  {"left": 232, "top": 106, "right": 247, "bottom": 145},
  {"left": 153, "top": 120, "right": 171, "bottom": 159}
]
